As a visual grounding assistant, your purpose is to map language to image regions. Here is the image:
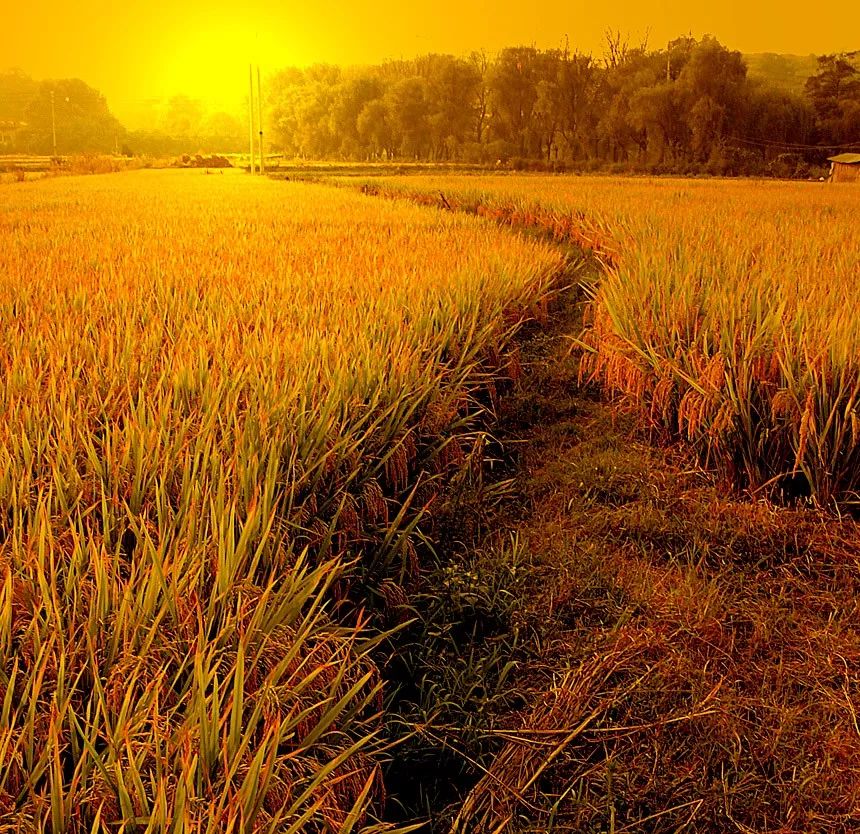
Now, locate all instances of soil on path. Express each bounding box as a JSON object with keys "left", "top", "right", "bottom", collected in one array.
[
  {"left": 403, "top": 282, "right": 860, "bottom": 834},
  {"left": 284, "top": 177, "right": 860, "bottom": 833}
]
